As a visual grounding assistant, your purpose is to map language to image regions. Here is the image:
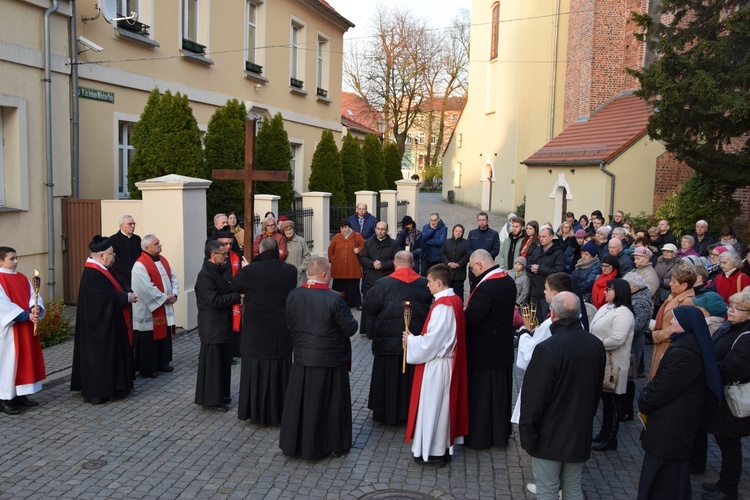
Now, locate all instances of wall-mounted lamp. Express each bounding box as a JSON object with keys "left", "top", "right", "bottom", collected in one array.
[{"left": 77, "top": 36, "right": 104, "bottom": 53}]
